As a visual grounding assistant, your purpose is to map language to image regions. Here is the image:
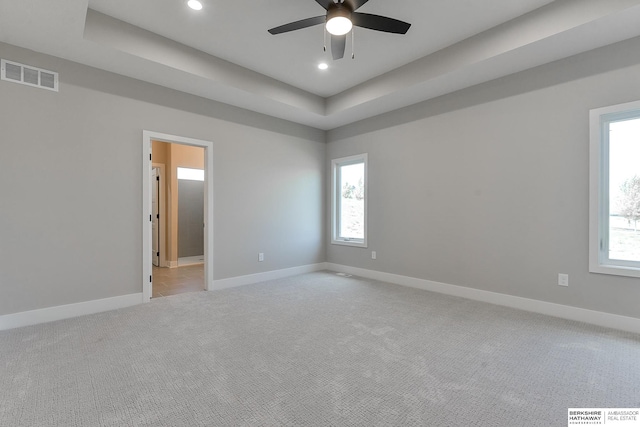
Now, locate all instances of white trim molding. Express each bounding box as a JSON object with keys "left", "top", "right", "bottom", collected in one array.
[
  {"left": 0, "top": 293, "right": 143, "bottom": 331},
  {"left": 326, "top": 263, "right": 640, "bottom": 335},
  {"left": 589, "top": 100, "right": 640, "bottom": 278},
  {"left": 212, "top": 263, "right": 328, "bottom": 291},
  {"left": 152, "top": 163, "right": 167, "bottom": 269}
]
